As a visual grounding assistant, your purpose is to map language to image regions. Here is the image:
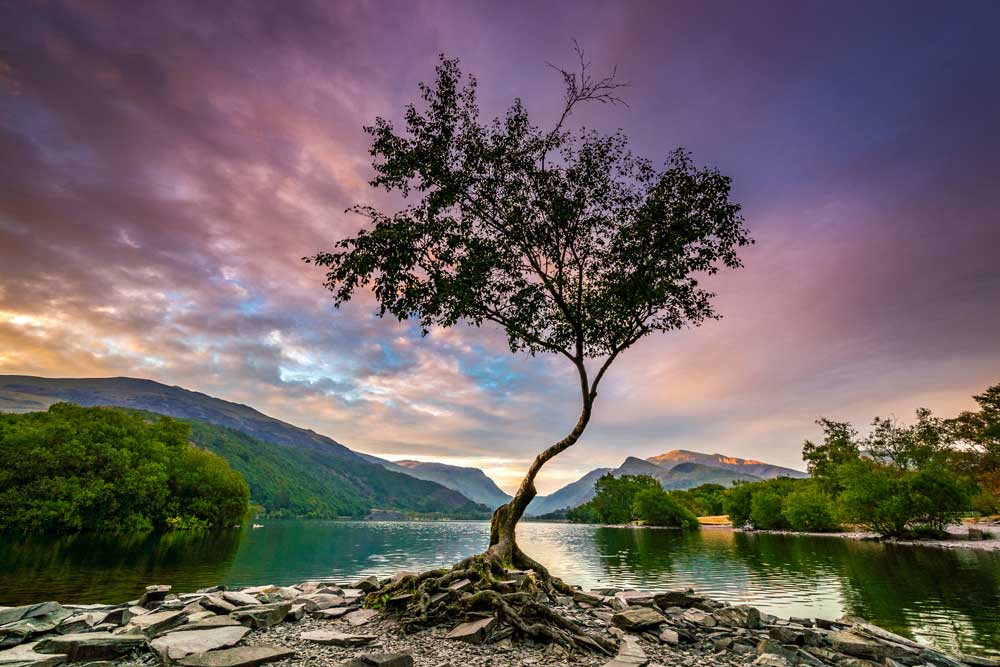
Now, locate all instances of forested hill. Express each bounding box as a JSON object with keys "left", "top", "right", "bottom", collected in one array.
[{"left": 0, "top": 376, "right": 490, "bottom": 519}]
